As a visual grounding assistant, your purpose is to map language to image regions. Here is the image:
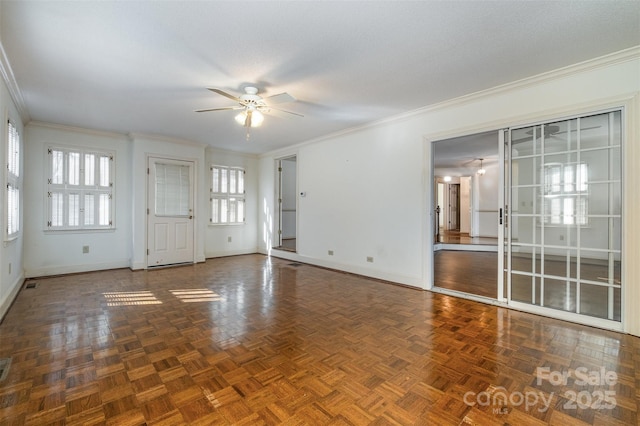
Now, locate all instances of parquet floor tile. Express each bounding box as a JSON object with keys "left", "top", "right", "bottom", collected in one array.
[{"left": 0, "top": 254, "right": 638, "bottom": 425}]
